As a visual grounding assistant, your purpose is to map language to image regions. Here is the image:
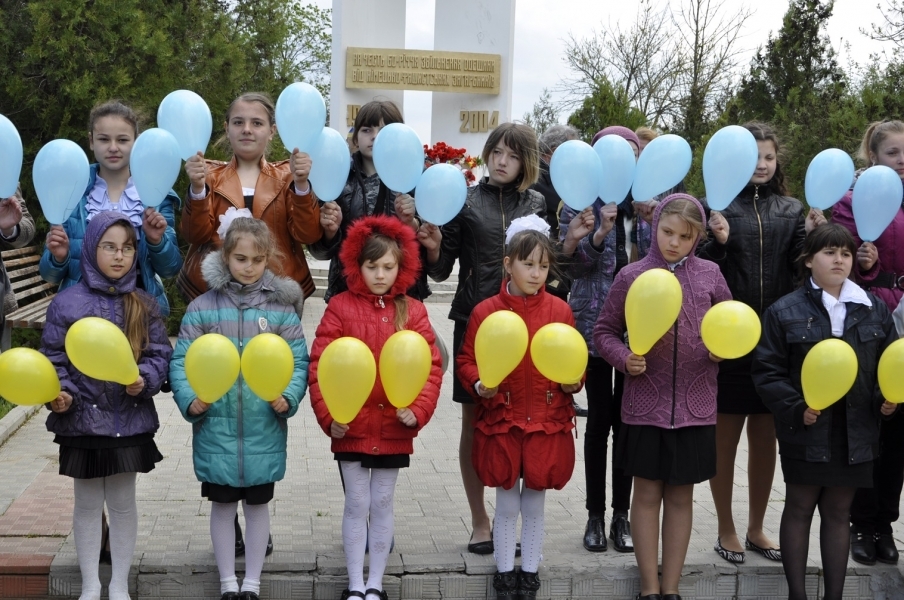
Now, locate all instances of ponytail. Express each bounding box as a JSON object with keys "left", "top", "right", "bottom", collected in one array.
[{"left": 122, "top": 292, "right": 151, "bottom": 363}]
